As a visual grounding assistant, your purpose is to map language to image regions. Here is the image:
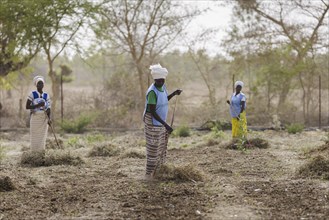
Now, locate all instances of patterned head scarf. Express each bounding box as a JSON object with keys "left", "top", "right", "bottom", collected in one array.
[
  {"left": 149, "top": 64, "right": 168, "bottom": 79},
  {"left": 33, "top": 76, "right": 45, "bottom": 86},
  {"left": 235, "top": 80, "right": 244, "bottom": 88}
]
